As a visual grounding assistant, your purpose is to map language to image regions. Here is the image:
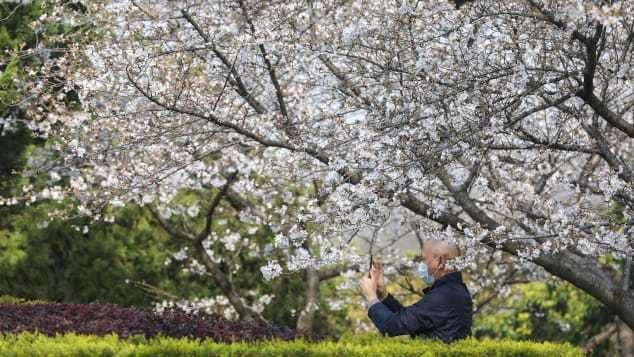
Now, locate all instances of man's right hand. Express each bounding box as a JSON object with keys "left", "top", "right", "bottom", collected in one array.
[{"left": 371, "top": 261, "right": 387, "bottom": 299}]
